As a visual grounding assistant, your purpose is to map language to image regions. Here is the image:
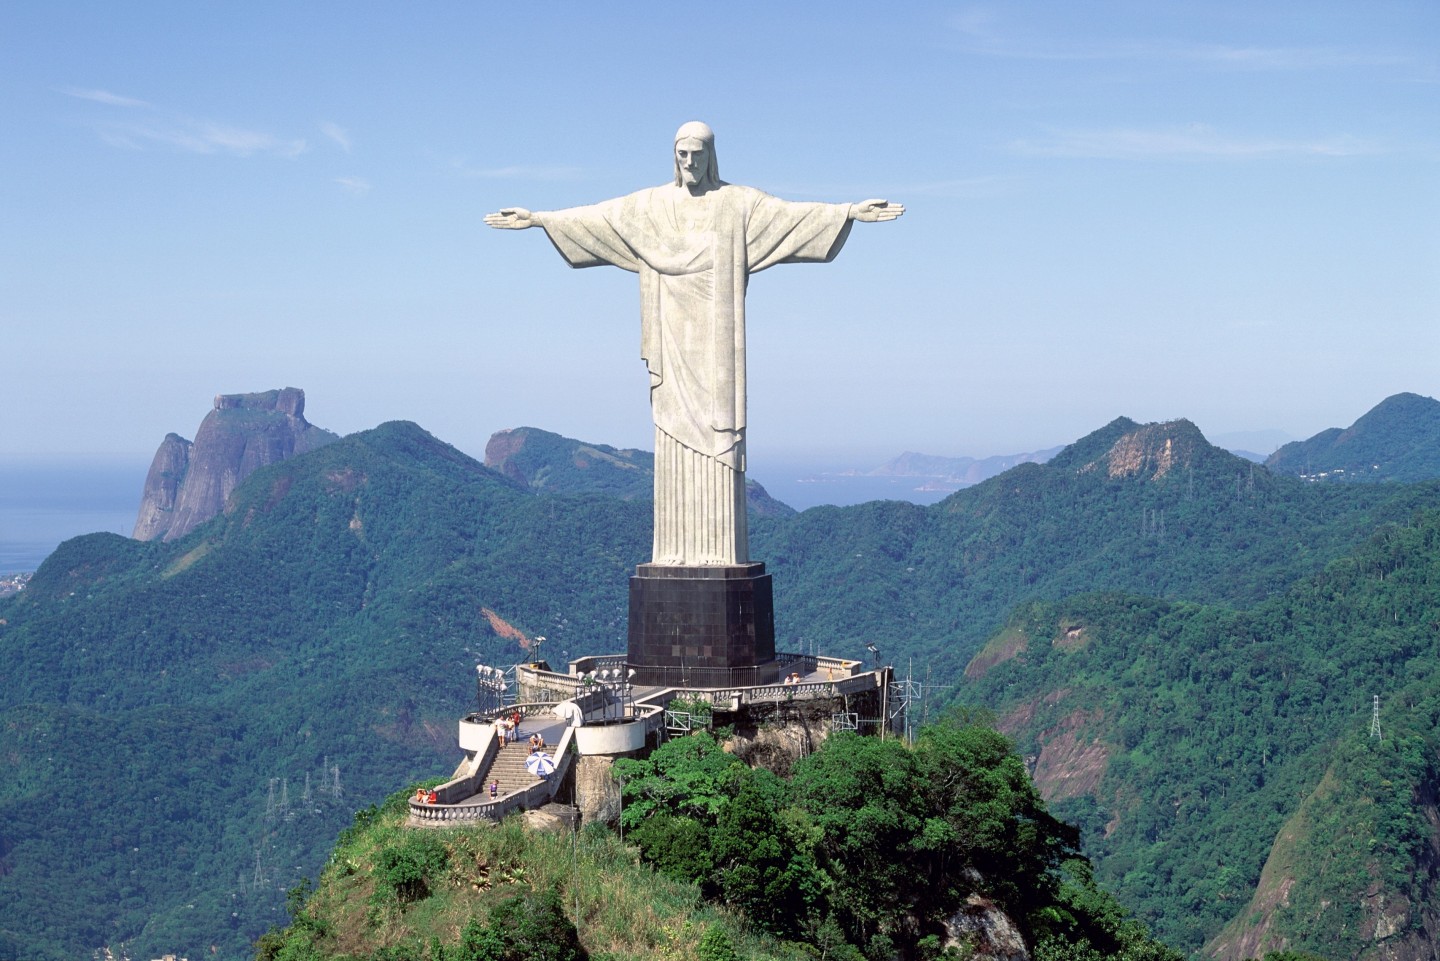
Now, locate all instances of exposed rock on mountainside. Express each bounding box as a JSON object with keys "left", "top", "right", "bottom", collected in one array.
[
  {"left": 484, "top": 425, "right": 795, "bottom": 517},
  {"left": 133, "top": 388, "right": 337, "bottom": 542},
  {"left": 1266, "top": 392, "right": 1440, "bottom": 483},
  {"left": 1059, "top": 418, "right": 1210, "bottom": 481},
  {"left": 1206, "top": 756, "right": 1440, "bottom": 961}
]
